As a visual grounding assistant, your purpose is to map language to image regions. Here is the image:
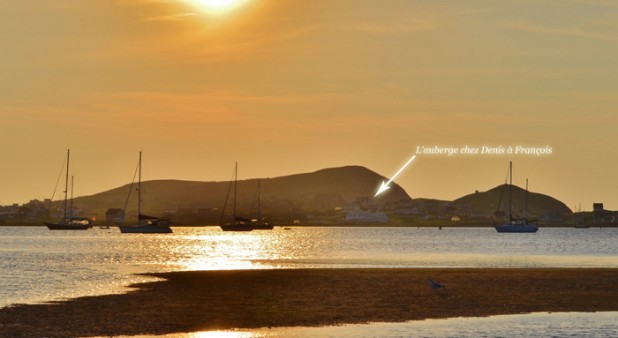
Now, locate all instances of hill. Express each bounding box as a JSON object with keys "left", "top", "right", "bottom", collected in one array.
[
  {"left": 453, "top": 184, "right": 572, "bottom": 219},
  {"left": 70, "top": 165, "right": 411, "bottom": 220},
  {"left": 57, "top": 166, "right": 573, "bottom": 226}
]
